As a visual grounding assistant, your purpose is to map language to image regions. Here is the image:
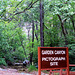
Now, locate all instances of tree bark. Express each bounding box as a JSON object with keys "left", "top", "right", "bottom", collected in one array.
[
  {"left": 40, "top": 0, "right": 44, "bottom": 47},
  {"left": 71, "top": 16, "right": 75, "bottom": 32},
  {"left": 30, "top": 20, "right": 34, "bottom": 65},
  {"left": 28, "top": 29, "right": 30, "bottom": 42},
  {"left": 35, "top": 21, "right": 38, "bottom": 41},
  {"left": 32, "top": 20, "right": 34, "bottom": 48},
  {"left": 57, "top": 14, "right": 68, "bottom": 45},
  {"left": 18, "top": 32, "right": 26, "bottom": 56}
]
